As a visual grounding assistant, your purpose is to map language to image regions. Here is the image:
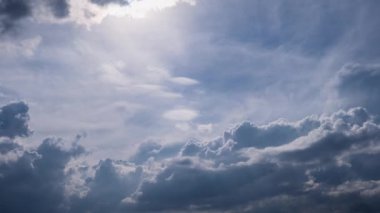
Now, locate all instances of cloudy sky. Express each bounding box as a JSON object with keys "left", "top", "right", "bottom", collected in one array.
[{"left": 1, "top": 0, "right": 380, "bottom": 212}]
